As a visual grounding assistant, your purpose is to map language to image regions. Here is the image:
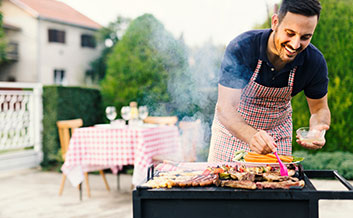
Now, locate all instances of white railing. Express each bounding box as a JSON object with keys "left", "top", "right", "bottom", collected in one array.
[{"left": 0, "top": 82, "right": 43, "bottom": 170}]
